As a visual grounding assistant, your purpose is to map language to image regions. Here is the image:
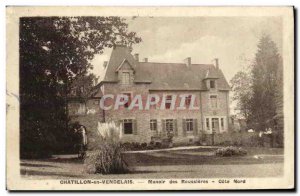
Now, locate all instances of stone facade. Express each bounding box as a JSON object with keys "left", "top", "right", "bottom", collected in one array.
[
  {"left": 68, "top": 98, "right": 103, "bottom": 148},
  {"left": 100, "top": 83, "right": 230, "bottom": 144},
  {"left": 68, "top": 45, "right": 231, "bottom": 145}
]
